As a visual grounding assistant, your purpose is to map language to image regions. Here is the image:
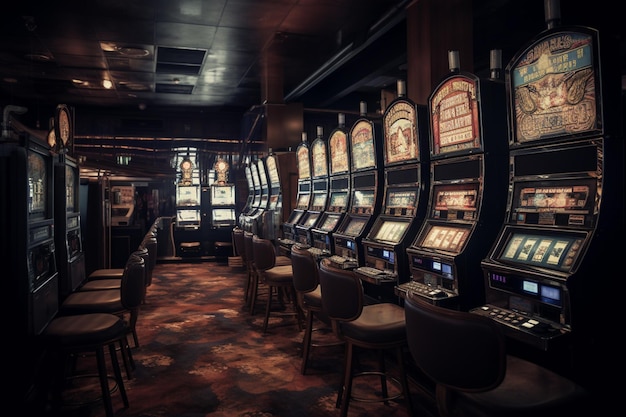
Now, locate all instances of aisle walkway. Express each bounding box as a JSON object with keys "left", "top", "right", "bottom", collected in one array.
[{"left": 46, "top": 260, "right": 436, "bottom": 417}]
